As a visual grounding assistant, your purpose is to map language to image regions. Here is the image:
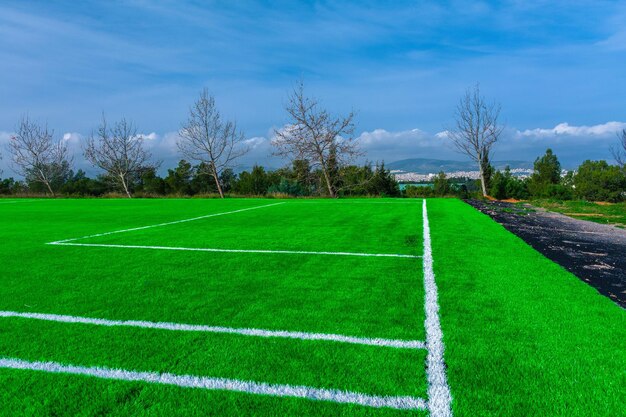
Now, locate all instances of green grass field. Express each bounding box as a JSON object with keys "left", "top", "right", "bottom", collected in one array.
[{"left": 0, "top": 198, "right": 623, "bottom": 416}]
